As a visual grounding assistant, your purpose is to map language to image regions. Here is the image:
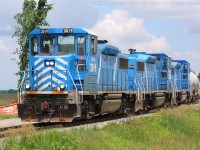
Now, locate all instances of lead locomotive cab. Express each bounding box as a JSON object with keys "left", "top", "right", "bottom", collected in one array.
[{"left": 18, "top": 28, "right": 99, "bottom": 122}]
